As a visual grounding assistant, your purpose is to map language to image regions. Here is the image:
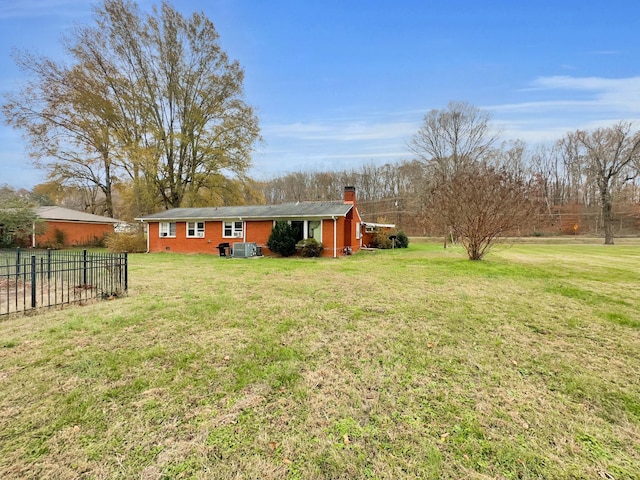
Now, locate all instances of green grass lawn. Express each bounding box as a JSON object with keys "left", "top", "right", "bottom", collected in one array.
[{"left": 1, "top": 242, "right": 639, "bottom": 479}]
